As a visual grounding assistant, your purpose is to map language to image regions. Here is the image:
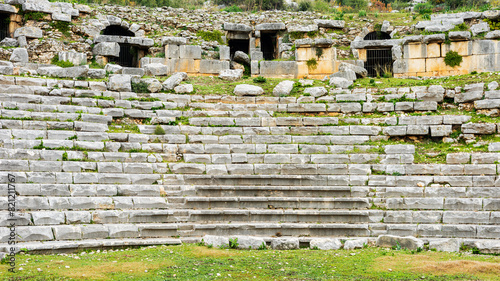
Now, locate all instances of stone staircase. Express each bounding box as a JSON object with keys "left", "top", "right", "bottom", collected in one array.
[{"left": 0, "top": 75, "right": 499, "bottom": 253}]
